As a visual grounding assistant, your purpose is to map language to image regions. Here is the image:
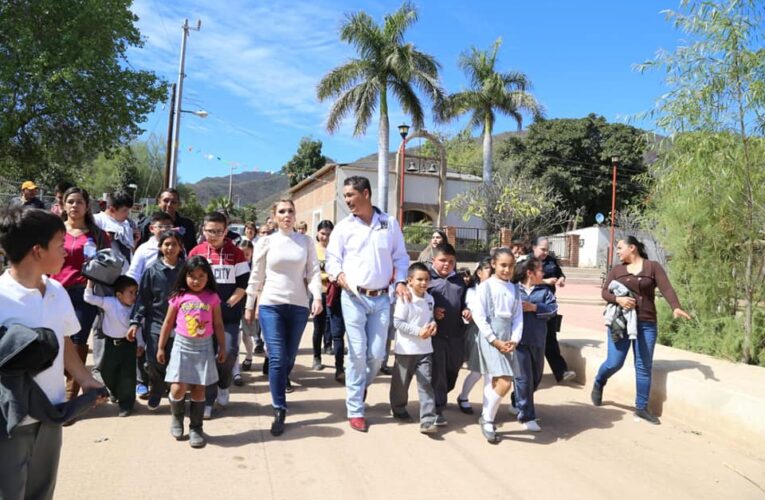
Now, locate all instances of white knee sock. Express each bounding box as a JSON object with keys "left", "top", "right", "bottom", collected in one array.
[
  {"left": 481, "top": 380, "right": 502, "bottom": 424},
  {"left": 460, "top": 371, "right": 482, "bottom": 400}
]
